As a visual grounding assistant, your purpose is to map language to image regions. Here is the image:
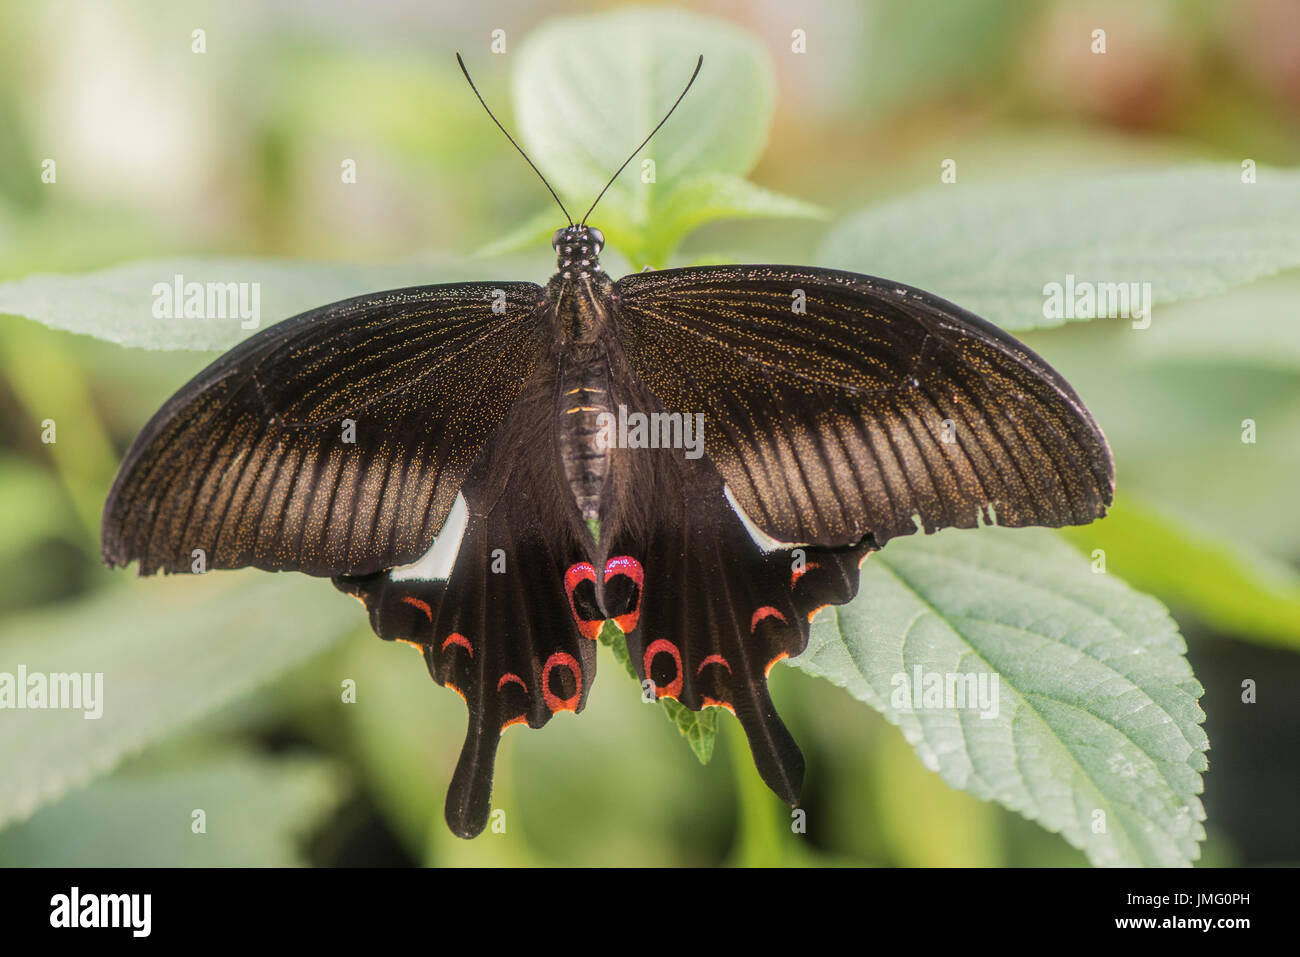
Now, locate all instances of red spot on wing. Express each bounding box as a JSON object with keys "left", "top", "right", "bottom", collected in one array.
[
  {"left": 643, "top": 638, "right": 684, "bottom": 700},
  {"left": 790, "top": 561, "right": 821, "bottom": 588},
  {"left": 496, "top": 672, "right": 527, "bottom": 693},
  {"left": 696, "top": 654, "right": 732, "bottom": 675},
  {"left": 605, "top": 555, "right": 644, "bottom": 634},
  {"left": 563, "top": 562, "right": 602, "bottom": 640},
  {"left": 497, "top": 673, "right": 529, "bottom": 732},
  {"left": 441, "top": 632, "right": 473, "bottom": 657},
  {"left": 401, "top": 596, "right": 433, "bottom": 621},
  {"left": 604, "top": 555, "right": 644, "bottom": 587},
  {"left": 565, "top": 562, "right": 596, "bottom": 593},
  {"left": 542, "top": 652, "right": 583, "bottom": 713},
  {"left": 750, "top": 606, "right": 787, "bottom": 633}
]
